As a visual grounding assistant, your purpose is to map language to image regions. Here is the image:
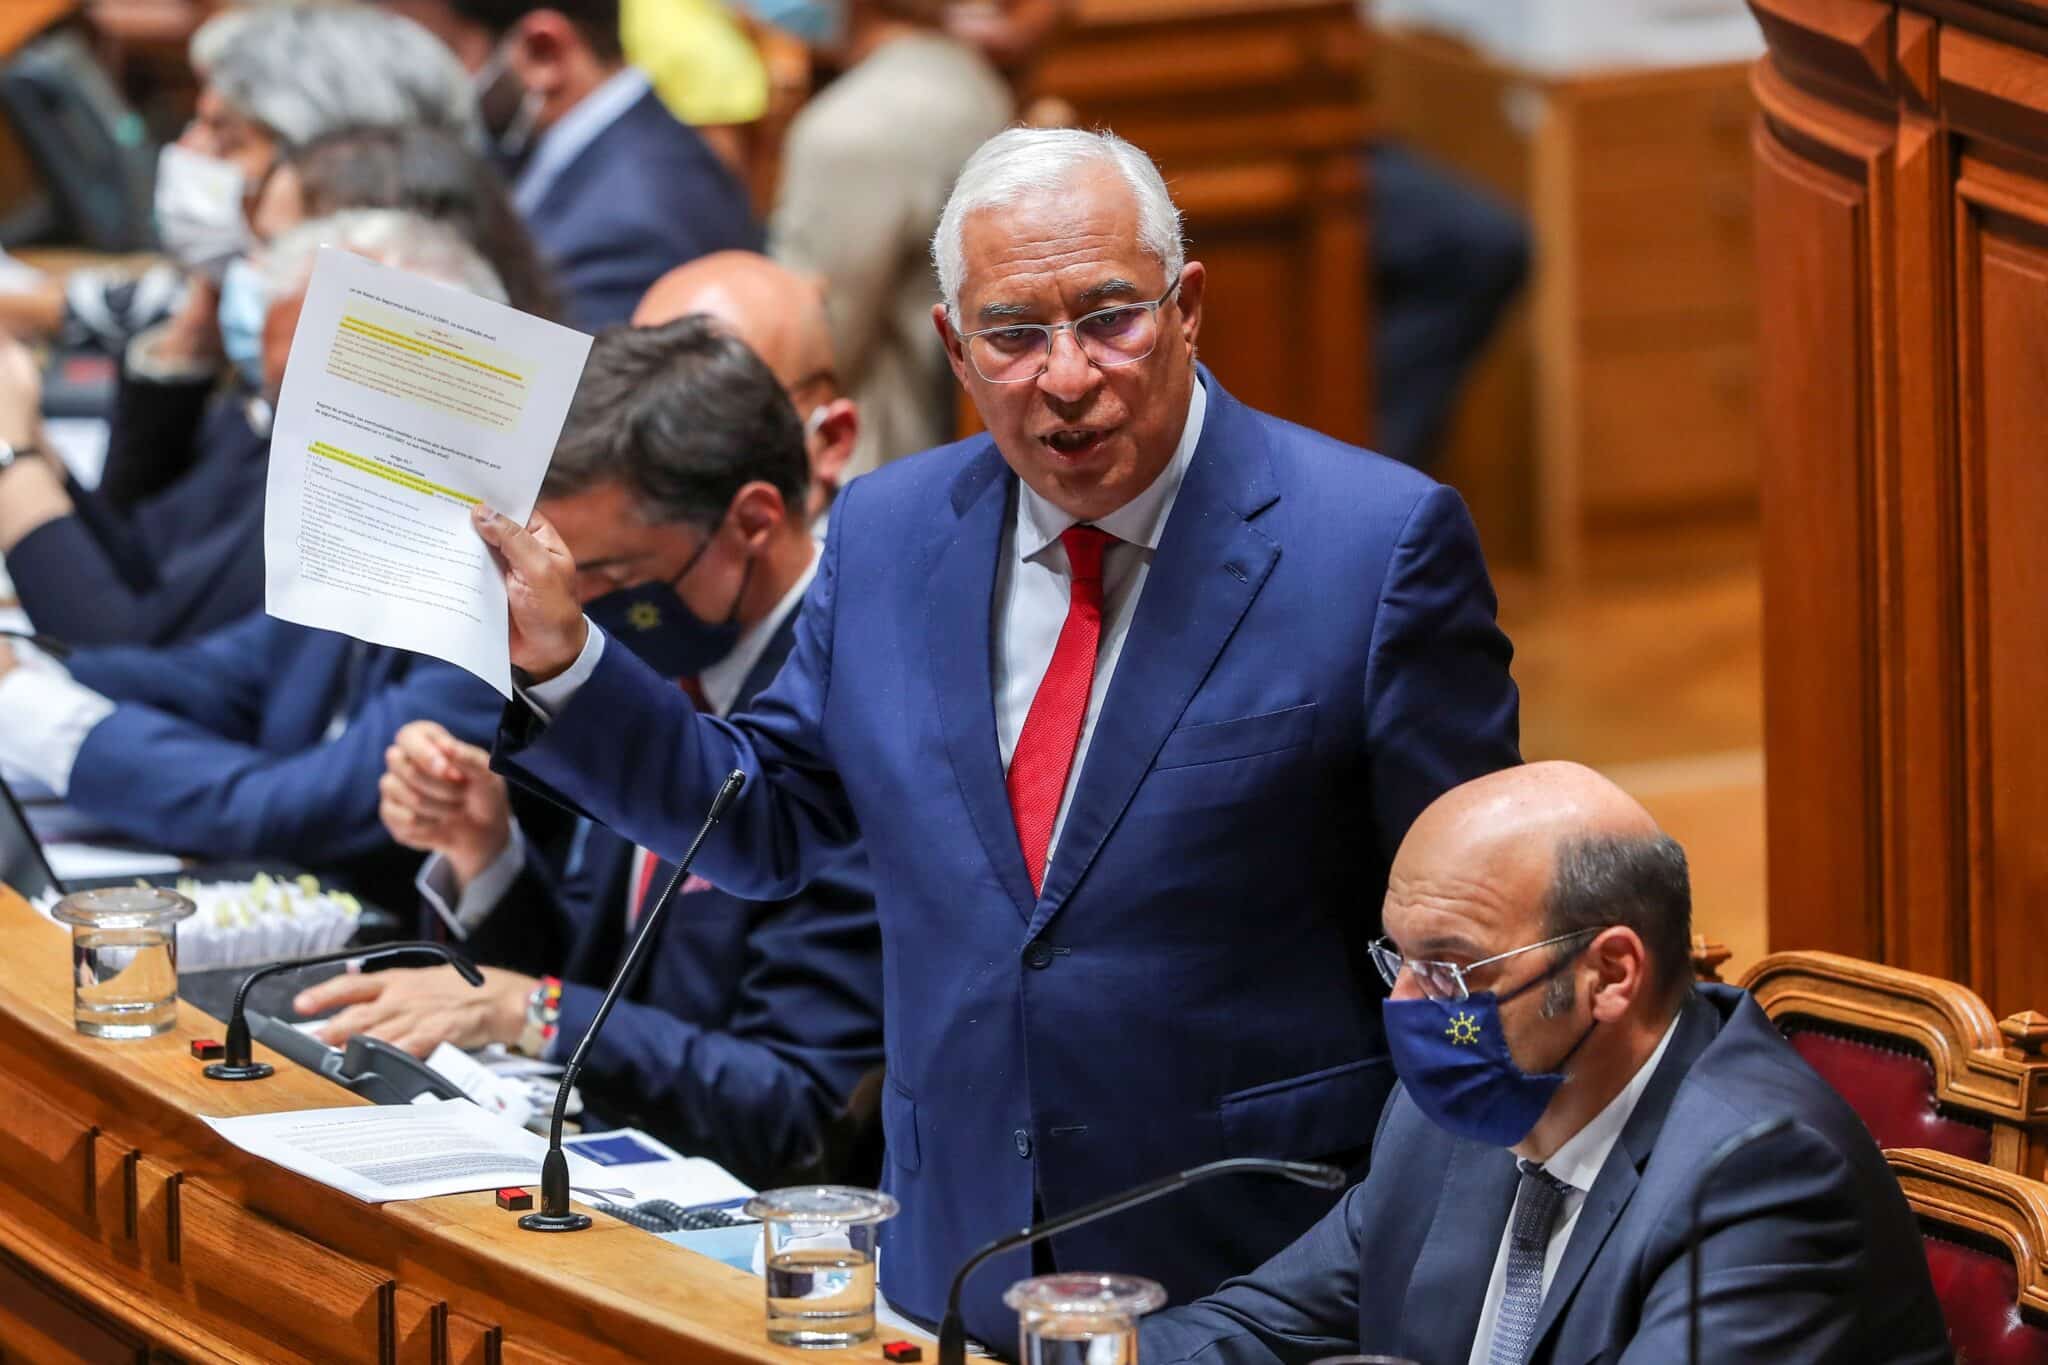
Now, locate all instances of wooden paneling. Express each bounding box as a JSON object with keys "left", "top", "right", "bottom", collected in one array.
[
  {"left": 1755, "top": 0, "right": 2048, "bottom": 1013},
  {"left": 0, "top": 1067, "right": 99, "bottom": 1232},
  {"left": 0, "top": 1249, "right": 145, "bottom": 1365}
]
